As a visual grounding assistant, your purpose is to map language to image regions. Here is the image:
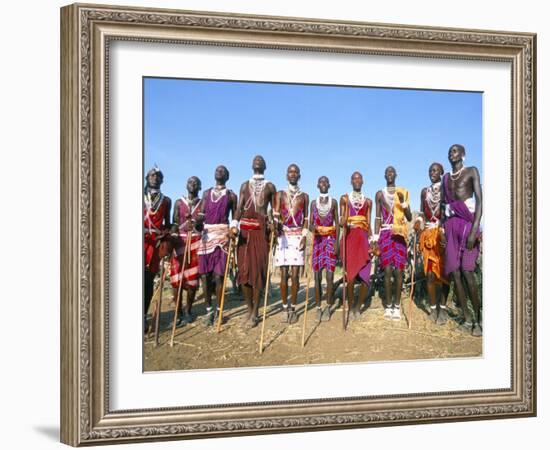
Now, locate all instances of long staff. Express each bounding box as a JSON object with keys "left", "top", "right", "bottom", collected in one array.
[
  {"left": 342, "top": 200, "right": 349, "bottom": 331},
  {"left": 301, "top": 234, "right": 315, "bottom": 347},
  {"left": 216, "top": 236, "right": 235, "bottom": 333},
  {"left": 169, "top": 229, "right": 192, "bottom": 347},
  {"left": 152, "top": 257, "right": 168, "bottom": 347},
  {"left": 259, "top": 231, "right": 276, "bottom": 354},
  {"left": 407, "top": 231, "right": 417, "bottom": 330},
  {"left": 147, "top": 259, "right": 167, "bottom": 339}
]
